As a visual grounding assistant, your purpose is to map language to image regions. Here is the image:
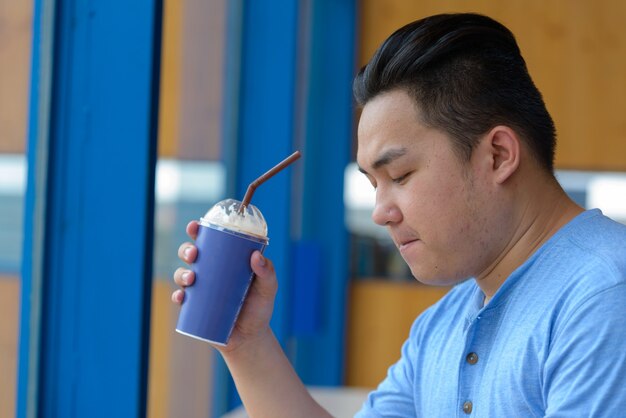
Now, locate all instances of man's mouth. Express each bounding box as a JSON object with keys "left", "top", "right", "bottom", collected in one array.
[{"left": 398, "top": 238, "right": 419, "bottom": 252}]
